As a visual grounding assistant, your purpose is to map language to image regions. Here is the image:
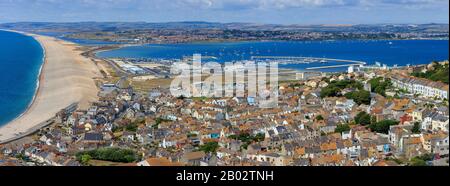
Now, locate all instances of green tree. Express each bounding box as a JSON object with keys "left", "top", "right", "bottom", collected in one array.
[
  {"left": 76, "top": 148, "right": 137, "bottom": 163},
  {"left": 253, "top": 133, "right": 265, "bottom": 142},
  {"left": 409, "top": 154, "right": 433, "bottom": 166},
  {"left": 80, "top": 154, "right": 92, "bottom": 165},
  {"left": 355, "top": 112, "right": 371, "bottom": 126},
  {"left": 369, "top": 120, "right": 399, "bottom": 134},
  {"left": 320, "top": 86, "right": 341, "bottom": 98},
  {"left": 316, "top": 115, "right": 324, "bottom": 121},
  {"left": 345, "top": 90, "right": 371, "bottom": 105},
  {"left": 412, "top": 122, "right": 421, "bottom": 134},
  {"left": 199, "top": 142, "right": 219, "bottom": 153},
  {"left": 335, "top": 124, "right": 351, "bottom": 133},
  {"left": 369, "top": 77, "right": 392, "bottom": 96},
  {"left": 320, "top": 80, "right": 364, "bottom": 98},
  {"left": 410, "top": 158, "right": 427, "bottom": 166}
]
